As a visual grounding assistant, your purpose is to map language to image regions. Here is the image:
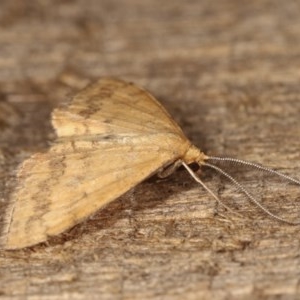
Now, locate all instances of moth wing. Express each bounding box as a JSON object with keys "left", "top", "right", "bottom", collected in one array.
[
  {"left": 2, "top": 78, "right": 192, "bottom": 249},
  {"left": 52, "top": 78, "right": 185, "bottom": 138},
  {"left": 3, "top": 134, "right": 187, "bottom": 249}
]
